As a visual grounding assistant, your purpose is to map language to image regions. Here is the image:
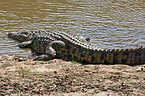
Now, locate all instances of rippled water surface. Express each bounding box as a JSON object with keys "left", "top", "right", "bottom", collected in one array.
[{"left": 0, "top": 0, "right": 145, "bottom": 56}]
